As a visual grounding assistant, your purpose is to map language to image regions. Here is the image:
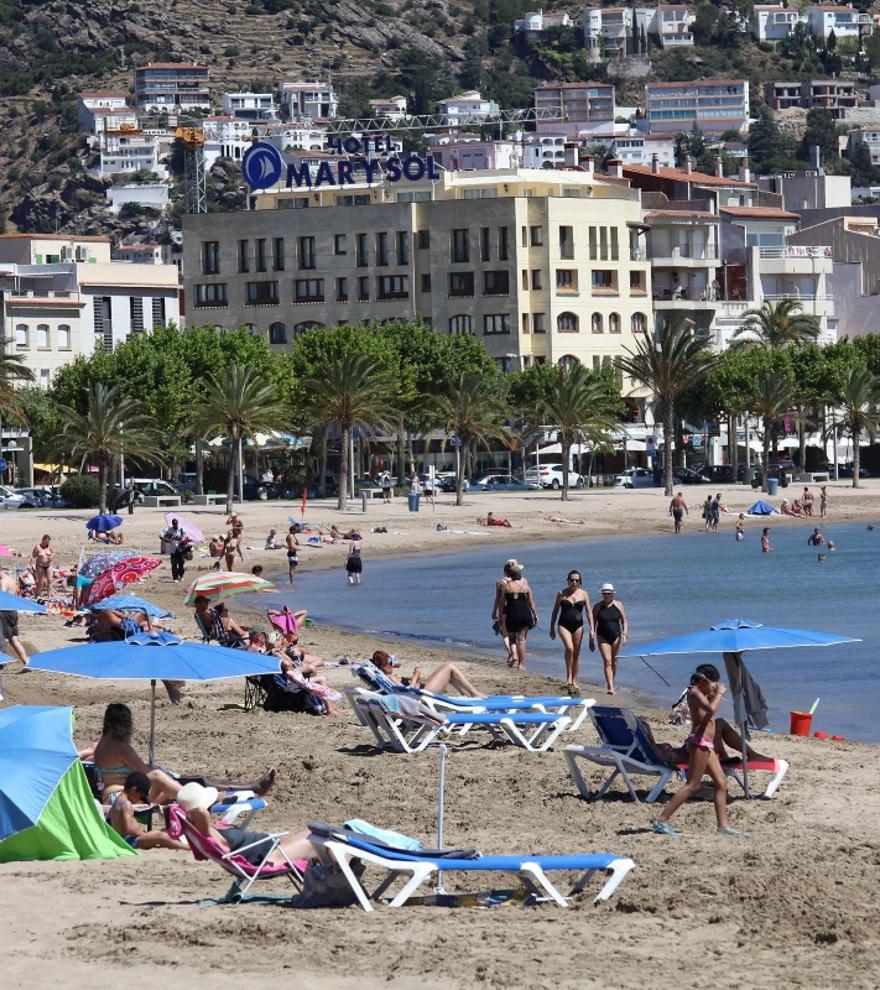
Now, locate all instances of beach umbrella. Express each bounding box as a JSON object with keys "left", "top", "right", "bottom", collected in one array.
[
  {"left": 0, "top": 590, "right": 47, "bottom": 614},
  {"left": 183, "top": 571, "right": 274, "bottom": 606},
  {"left": 79, "top": 550, "right": 138, "bottom": 579},
  {"left": 29, "top": 632, "right": 283, "bottom": 762},
  {"left": 621, "top": 619, "right": 860, "bottom": 796},
  {"left": 88, "top": 594, "right": 172, "bottom": 619},
  {"left": 86, "top": 513, "right": 123, "bottom": 534},
  {"left": 83, "top": 556, "right": 163, "bottom": 606},
  {"left": 164, "top": 512, "right": 204, "bottom": 544}
]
